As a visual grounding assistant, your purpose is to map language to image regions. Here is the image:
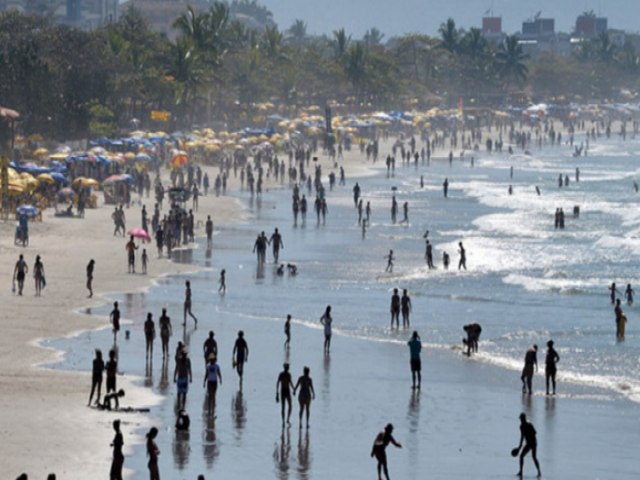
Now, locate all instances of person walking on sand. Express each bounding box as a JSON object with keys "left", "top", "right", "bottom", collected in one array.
[
  {"left": 13, "top": 254, "right": 28, "bottom": 295},
  {"left": 203, "top": 330, "right": 218, "bottom": 366},
  {"left": 88, "top": 349, "right": 105, "bottom": 406},
  {"left": 110, "top": 302, "right": 121, "bottom": 345},
  {"left": 233, "top": 330, "right": 249, "bottom": 388},
  {"left": 407, "top": 331, "right": 422, "bottom": 390},
  {"left": 513, "top": 413, "right": 542, "bottom": 478},
  {"left": 458, "top": 242, "right": 467, "bottom": 270},
  {"left": 110, "top": 419, "right": 124, "bottom": 480},
  {"left": 371, "top": 423, "right": 402, "bottom": 480},
  {"left": 183, "top": 280, "right": 198, "bottom": 326},
  {"left": 385, "top": 250, "right": 395, "bottom": 273},
  {"left": 105, "top": 348, "right": 118, "bottom": 396},
  {"left": 86, "top": 259, "right": 95, "bottom": 298},
  {"left": 33, "top": 255, "right": 45, "bottom": 296},
  {"left": 269, "top": 228, "right": 284, "bottom": 263},
  {"left": 203, "top": 354, "right": 222, "bottom": 416},
  {"left": 146, "top": 427, "right": 160, "bottom": 480},
  {"left": 293, "top": 366, "right": 315, "bottom": 429},
  {"left": 545, "top": 340, "right": 560, "bottom": 395},
  {"left": 144, "top": 313, "right": 155, "bottom": 361},
  {"left": 320, "top": 306, "right": 332, "bottom": 354},
  {"left": 284, "top": 314, "right": 291, "bottom": 350},
  {"left": 159, "top": 308, "right": 172, "bottom": 360},
  {"left": 520, "top": 345, "right": 538, "bottom": 395},
  {"left": 276, "top": 362, "right": 295, "bottom": 426},
  {"left": 174, "top": 349, "right": 192, "bottom": 410},
  {"left": 125, "top": 236, "right": 138, "bottom": 273},
  {"left": 205, "top": 215, "right": 214, "bottom": 249},
  {"left": 218, "top": 269, "right": 226, "bottom": 295}
]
